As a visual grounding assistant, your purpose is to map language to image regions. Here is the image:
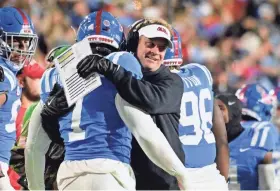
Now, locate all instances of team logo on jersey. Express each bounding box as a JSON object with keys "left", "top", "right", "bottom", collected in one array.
[
  {"left": 228, "top": 101, "right": 235, "bottom": 105},
  {"left": 240, "top": 148, "right": 251, "bottom": 152},
  {"left": 103, "top": 20, "right": 110, "bottom": 27}
]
